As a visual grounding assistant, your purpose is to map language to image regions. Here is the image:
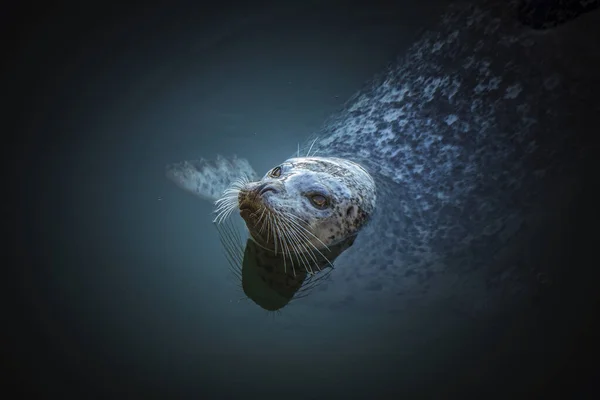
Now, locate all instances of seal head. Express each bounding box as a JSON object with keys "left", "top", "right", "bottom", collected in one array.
[{"left": 235, "top": 156, "right": 376, "bottom": 255}]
